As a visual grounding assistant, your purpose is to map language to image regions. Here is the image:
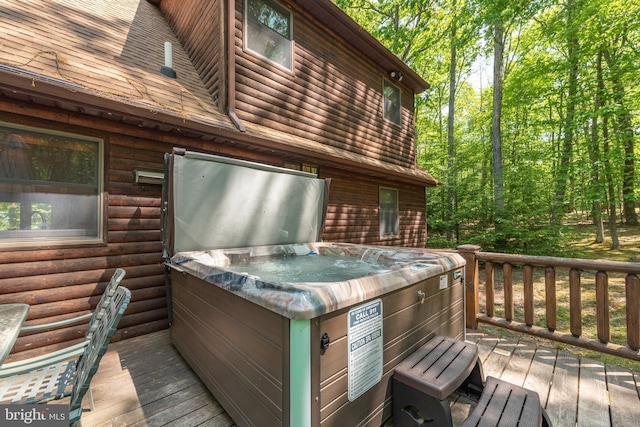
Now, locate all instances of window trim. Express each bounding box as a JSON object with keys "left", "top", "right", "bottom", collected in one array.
[
  {"left": 379, "top": 186, "right": 399, "bottom": 238},
  {"left": 244, "top": 0, "right": 294, "bottom": 72},
  {"left": 382, "top": 79, "right": 402, "bottom": 126},
  {"left": 0, "top": 121, "right": 105, "bottom": 248}
]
